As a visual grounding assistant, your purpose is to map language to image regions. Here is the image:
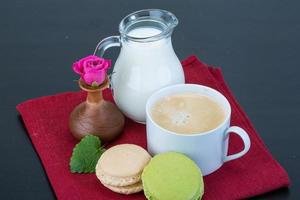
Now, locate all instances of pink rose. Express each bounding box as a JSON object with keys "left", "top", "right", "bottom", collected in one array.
[{"left": 72, "top": 55, "right": 111, "bottom": 86}]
